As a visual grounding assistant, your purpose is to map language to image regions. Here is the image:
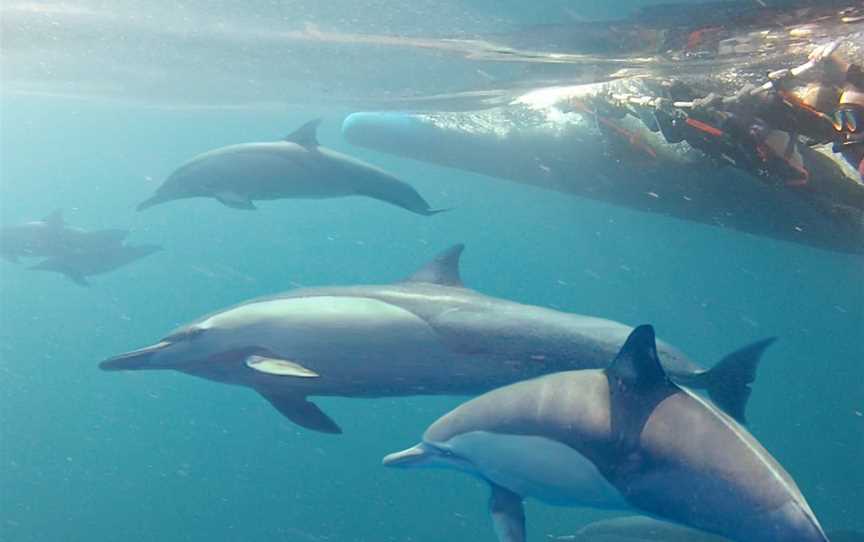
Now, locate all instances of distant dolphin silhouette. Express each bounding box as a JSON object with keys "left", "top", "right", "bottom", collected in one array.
[
  {"left": 137, "top": 119, "right": 447, "bottom": 215},
  {"left": 0, "top": 210, "right": 128, "bottom": 263},
  {"left": 384, "top": 325, "right": 828, "bottom": 542},
  {"left": 101, "top": 244, "right": 773, "bottom": 433},
  {"left": 30, "top": 243, "right": 162, "bottom": 286}
]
